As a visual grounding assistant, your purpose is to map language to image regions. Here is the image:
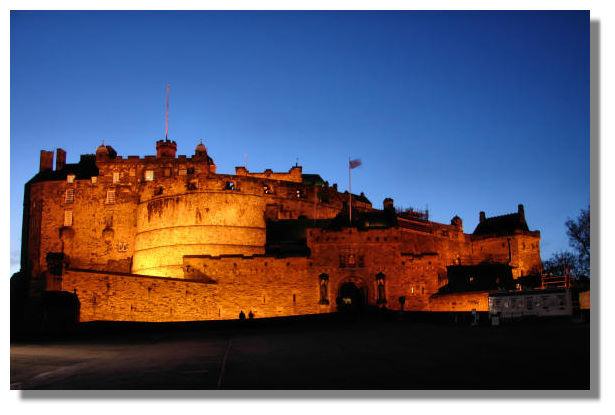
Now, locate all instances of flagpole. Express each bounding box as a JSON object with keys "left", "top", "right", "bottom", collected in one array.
[{"left": 349, "top": 157, "right": 352, "bottom": 225}]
